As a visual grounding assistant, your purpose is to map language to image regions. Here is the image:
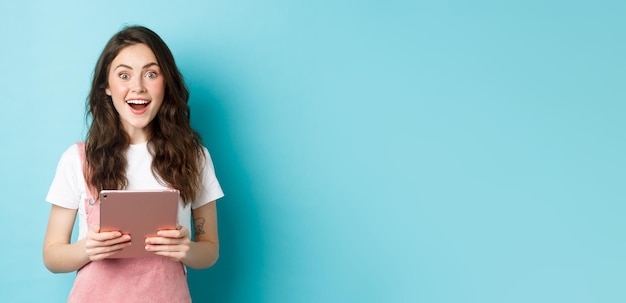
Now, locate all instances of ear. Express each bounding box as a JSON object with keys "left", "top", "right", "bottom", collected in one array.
[{"left": 105, "top": 87, "right": 111, "bottom": 96}]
